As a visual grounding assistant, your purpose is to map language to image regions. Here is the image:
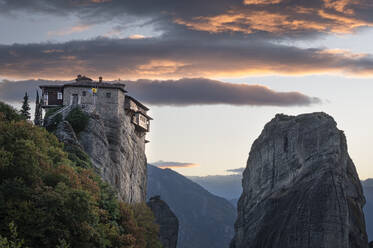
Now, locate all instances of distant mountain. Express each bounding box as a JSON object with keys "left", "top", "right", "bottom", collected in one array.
[
  {"left": 147, "top": 165, "right": 236, "bottom": 248},
  {"left": 189, "top": 172, "right": 373, "bottom": 243},
  {"left": 363, "top": 179, "right": 373, "bottom": 241},
  {"left": 188, "top": 174, "right": 242, "bottom": 200},
  {"left": 229, "top": 198, "right": 239, "bottom": 207}
]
